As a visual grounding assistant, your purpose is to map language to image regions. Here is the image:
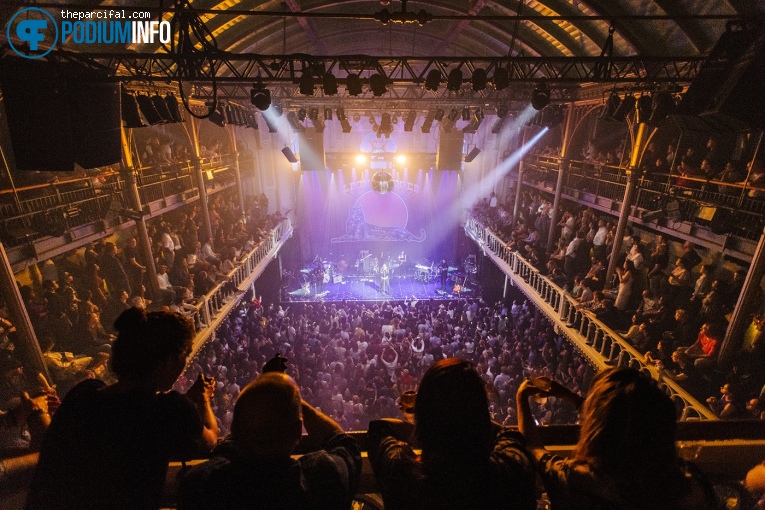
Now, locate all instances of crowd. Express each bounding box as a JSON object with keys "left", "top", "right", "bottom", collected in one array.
[
  {"left": 179, "top": 296, "right": 592, "bottom": 436},
  {"left": 0, "top": 188, "right": 277, "bottom": 400},
  {"left": 472, "top": 178, "right": 765, "bottom": 418}
]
